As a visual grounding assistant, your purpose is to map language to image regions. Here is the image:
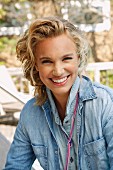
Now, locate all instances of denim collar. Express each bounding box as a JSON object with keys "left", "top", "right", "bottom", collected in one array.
[
  {"left": 43, "top": 76, "right": 97, "bottom": 110},
  {"left": 79, "top": 76, "right": 97, "bottom": 102}
]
